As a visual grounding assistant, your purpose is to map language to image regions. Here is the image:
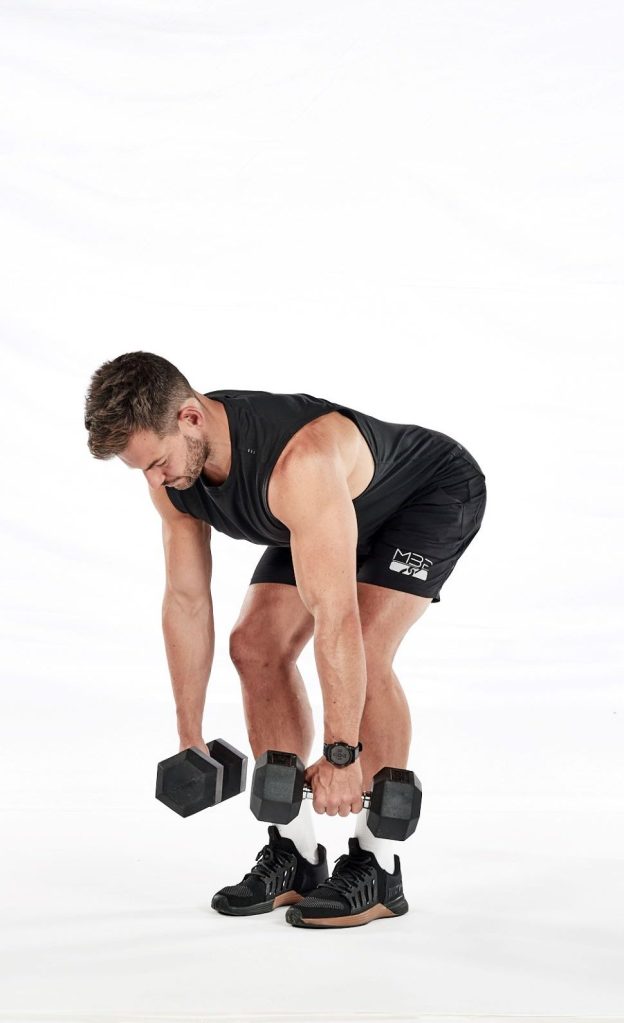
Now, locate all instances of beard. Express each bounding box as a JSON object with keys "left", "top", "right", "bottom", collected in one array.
[{"left": 168, "top": 435, "right": 211, "bottom": 489}]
